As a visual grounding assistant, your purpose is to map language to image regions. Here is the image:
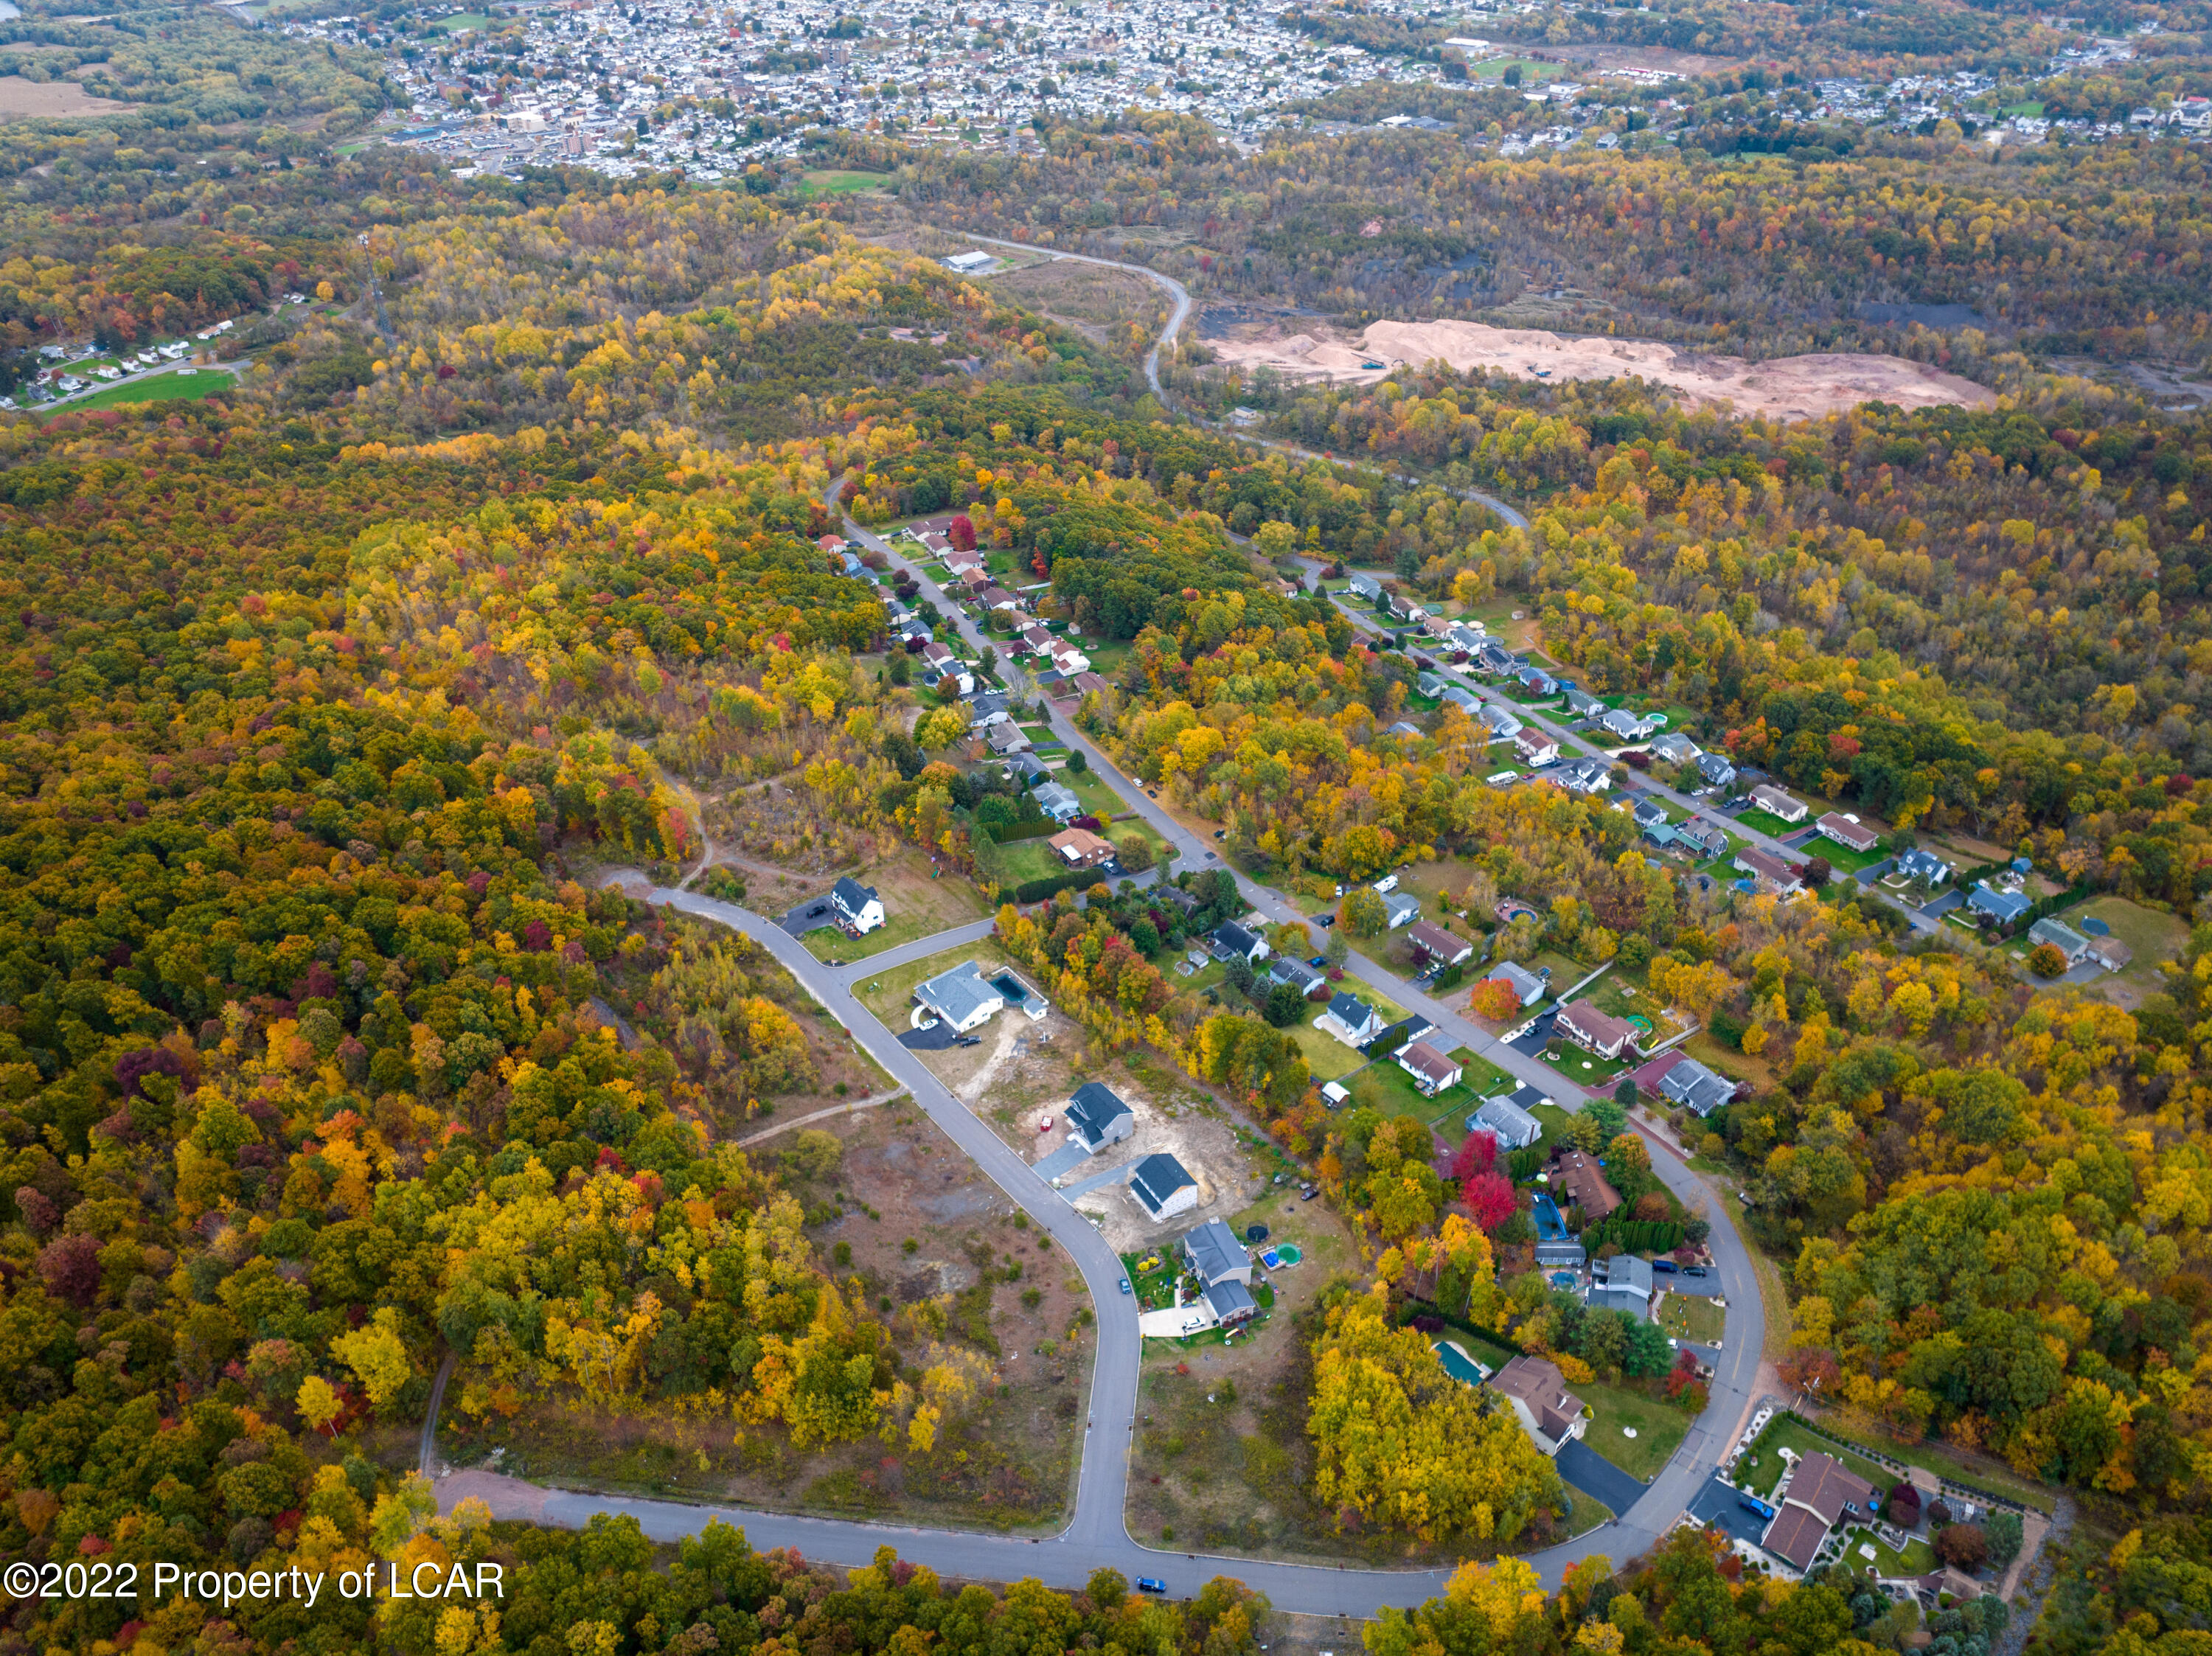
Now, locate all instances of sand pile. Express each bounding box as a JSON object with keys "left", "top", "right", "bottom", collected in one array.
[{"left": 1208, "top": 316, "right": 1995, "bottom": 420}]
